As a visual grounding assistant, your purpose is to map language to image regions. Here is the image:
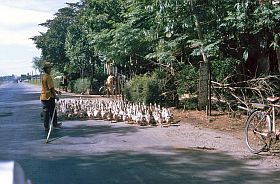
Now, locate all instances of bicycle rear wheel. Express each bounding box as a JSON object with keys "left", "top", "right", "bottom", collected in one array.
[{"left": 245, "top": 110, "right": 271, "bottom": 154}]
